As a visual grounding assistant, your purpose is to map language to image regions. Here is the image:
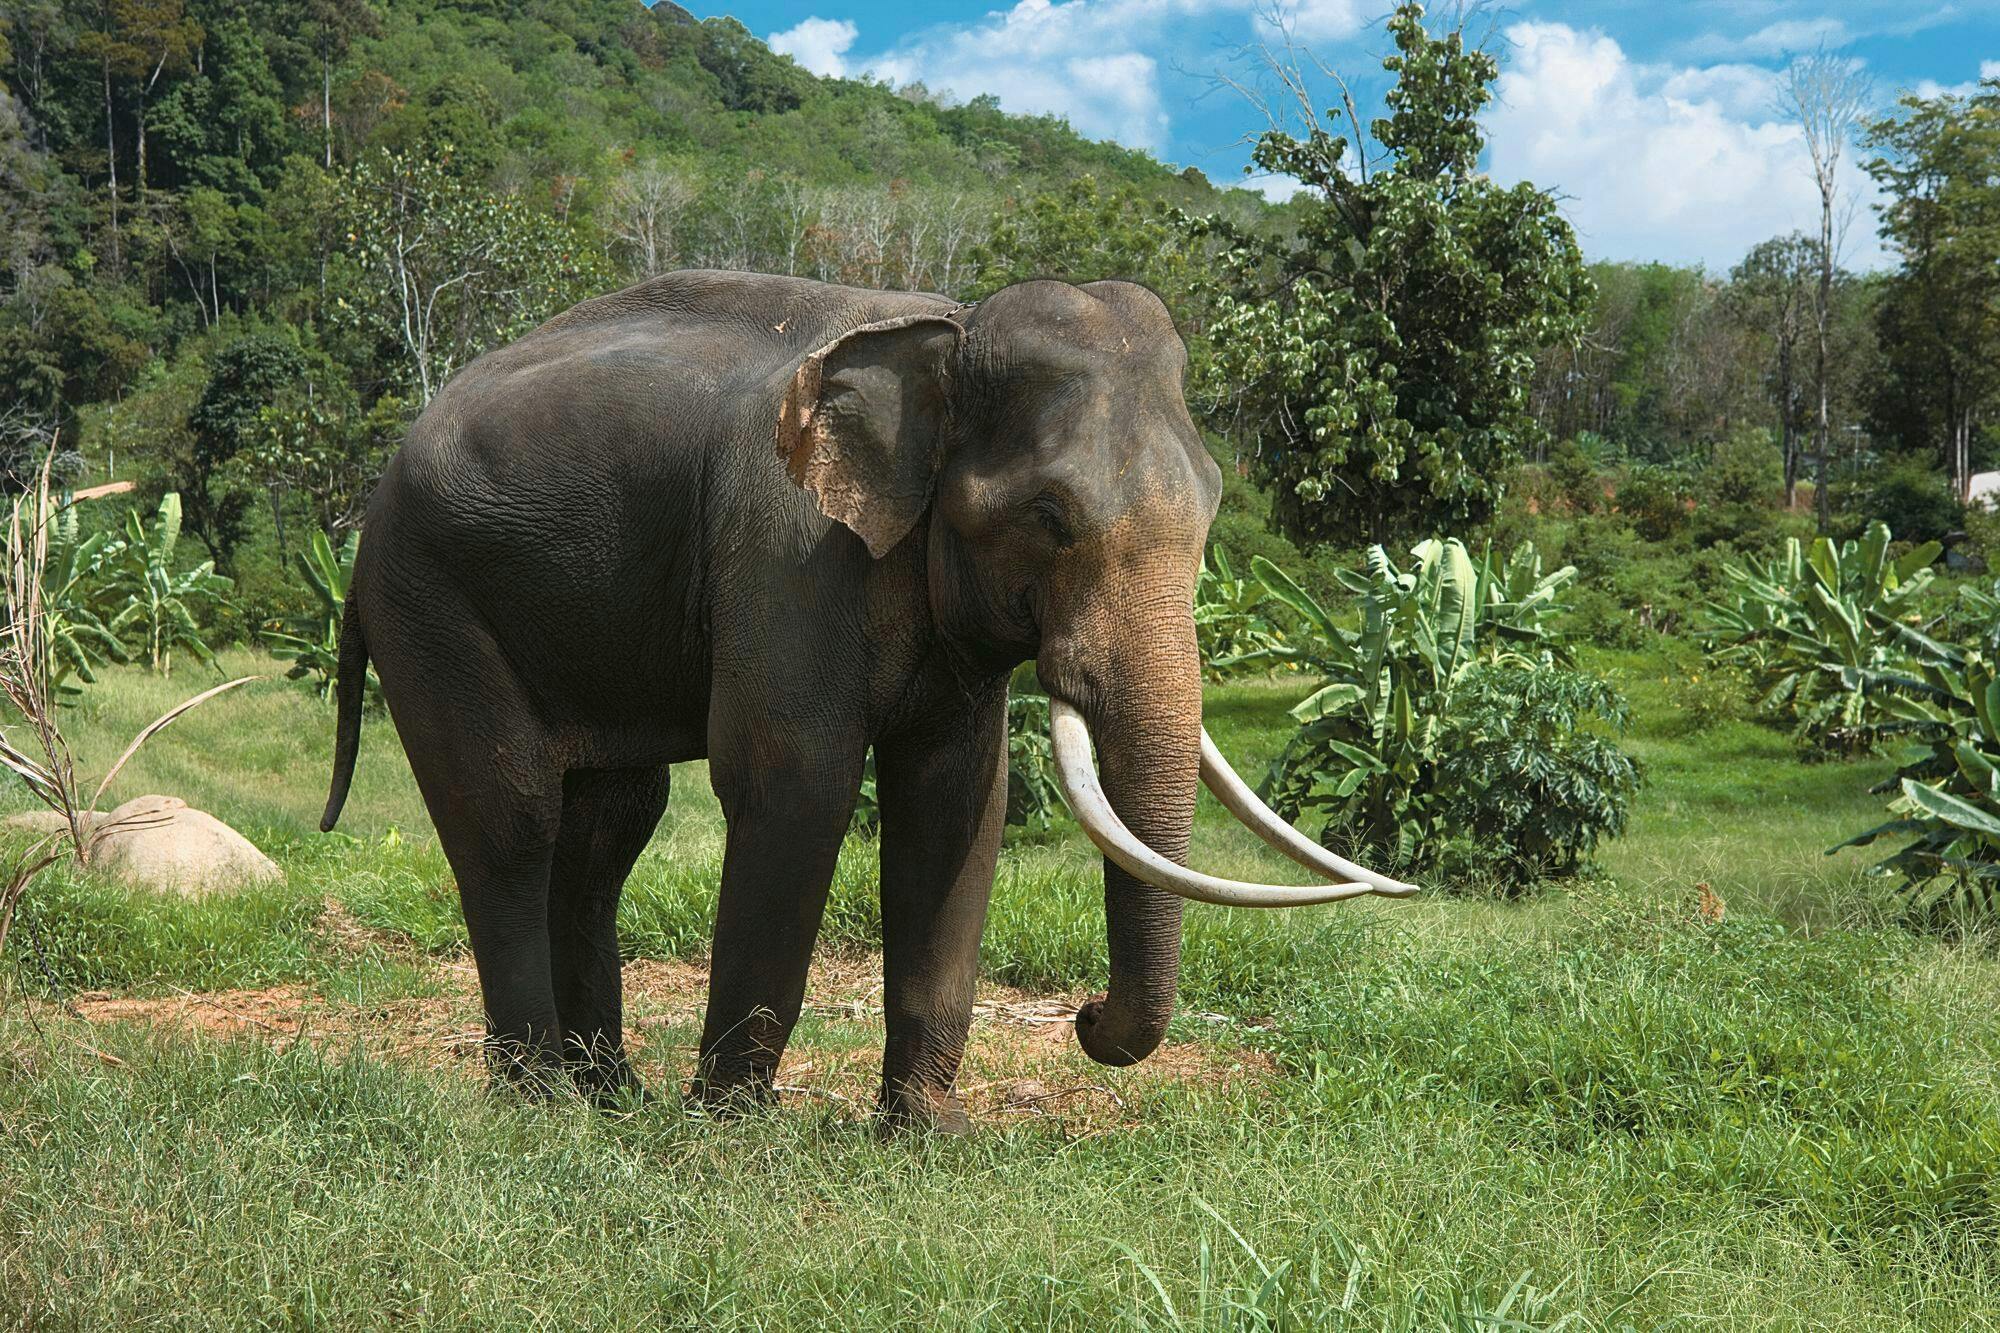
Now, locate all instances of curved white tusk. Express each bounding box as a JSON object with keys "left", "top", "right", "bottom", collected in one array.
[
  {"left": 1198, "top": 728, "right": 1420, "bottom": 897},
  {"left": 1049, "top": 700, "right": 1381, "bottom": 908}
]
